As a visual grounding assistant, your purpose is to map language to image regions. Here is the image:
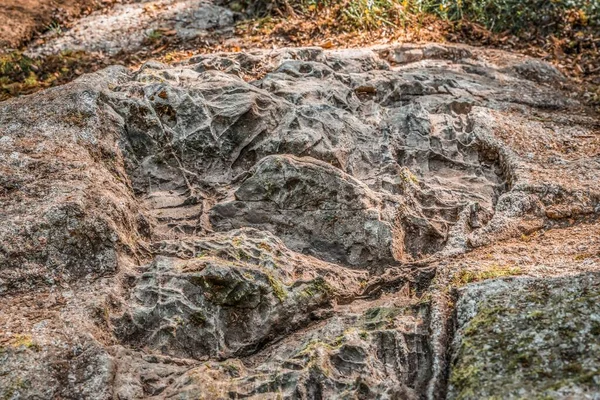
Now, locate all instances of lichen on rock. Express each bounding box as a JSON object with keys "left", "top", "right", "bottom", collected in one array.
[{"left": 449, "top": 273, "right": 600, "bottom": 399}]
